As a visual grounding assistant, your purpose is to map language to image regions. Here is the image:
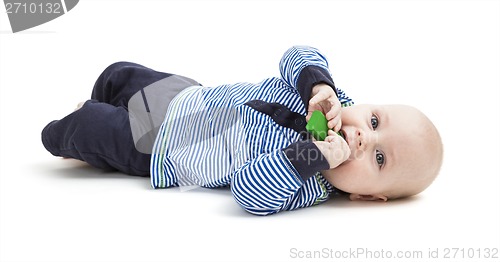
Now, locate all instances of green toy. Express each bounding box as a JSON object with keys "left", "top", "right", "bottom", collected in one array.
[{"left": 305, "top": 110, "right": 345, "bottom": 141}]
